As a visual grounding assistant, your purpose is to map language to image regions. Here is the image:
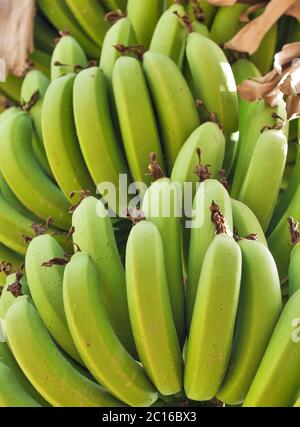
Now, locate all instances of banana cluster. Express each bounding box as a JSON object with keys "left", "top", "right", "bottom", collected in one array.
[{"left": 0, "top": 0, "right": 300, "bottom": 408}]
